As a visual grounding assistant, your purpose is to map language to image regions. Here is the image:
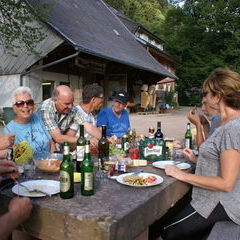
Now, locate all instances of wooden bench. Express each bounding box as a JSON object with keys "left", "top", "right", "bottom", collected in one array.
[{"left": 207, "top": 221, "right": 240, "bottom": 240}]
